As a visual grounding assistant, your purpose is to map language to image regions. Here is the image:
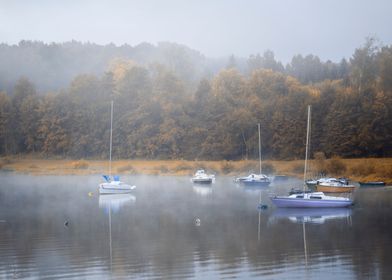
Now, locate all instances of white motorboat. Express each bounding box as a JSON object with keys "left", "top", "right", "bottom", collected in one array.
[
  {"left": 235, "top": 173, "right": 270, "bottom": 186},
  {"left": 191, "top": 169, "right": 215, "bottom": 184}
]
